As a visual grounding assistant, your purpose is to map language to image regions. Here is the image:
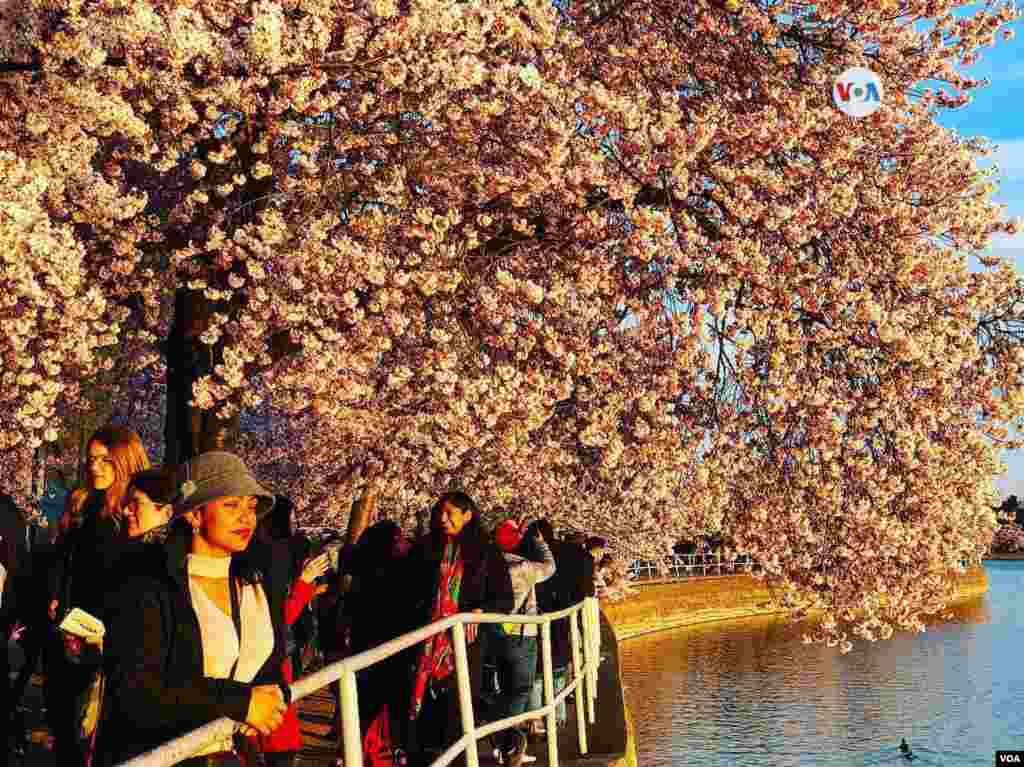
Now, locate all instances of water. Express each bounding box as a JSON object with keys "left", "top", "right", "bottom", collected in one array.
[{"left": 619, "top": 562, "right": 1024, "bottom": 766}]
